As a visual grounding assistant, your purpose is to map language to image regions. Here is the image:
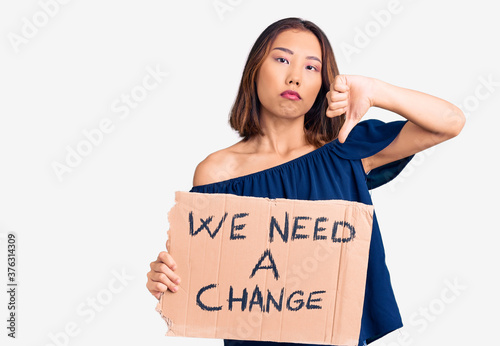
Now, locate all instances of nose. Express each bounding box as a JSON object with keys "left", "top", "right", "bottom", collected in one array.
[{"left": 286, "top": 65, "right": 301, "bottom": 86}]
